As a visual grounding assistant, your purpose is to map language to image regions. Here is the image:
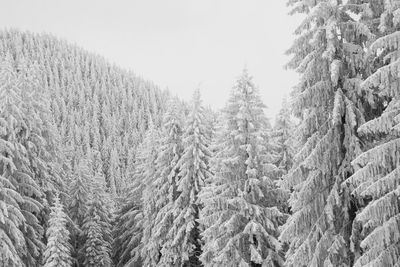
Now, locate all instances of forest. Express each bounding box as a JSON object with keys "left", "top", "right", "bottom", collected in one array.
[{"left": 1, "top": 1, "right": 400, "bottom": 267}]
